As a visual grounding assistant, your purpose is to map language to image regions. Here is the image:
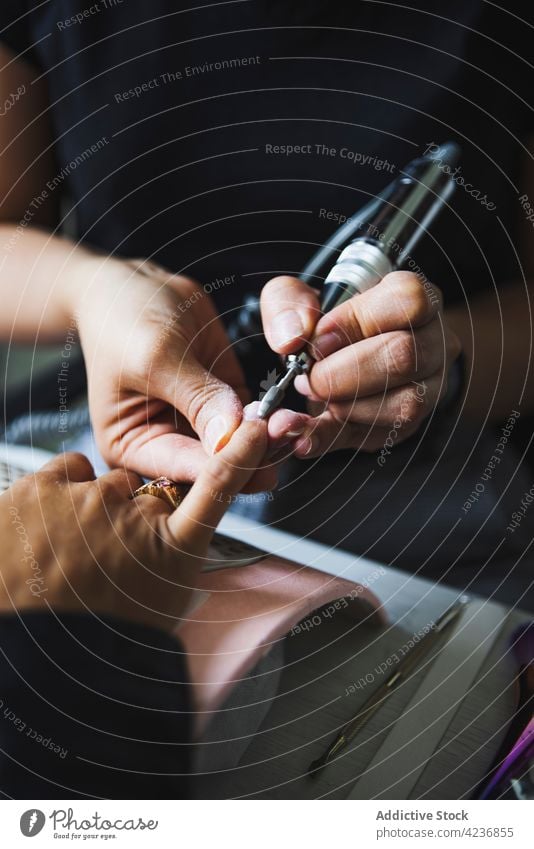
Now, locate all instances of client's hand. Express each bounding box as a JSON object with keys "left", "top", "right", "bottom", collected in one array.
[
  {"left": 0, "top": 419, "right": 267, "bottom": 632},
  {"left": 261, "top": 271, "right": 461, "bottom": 457}
]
